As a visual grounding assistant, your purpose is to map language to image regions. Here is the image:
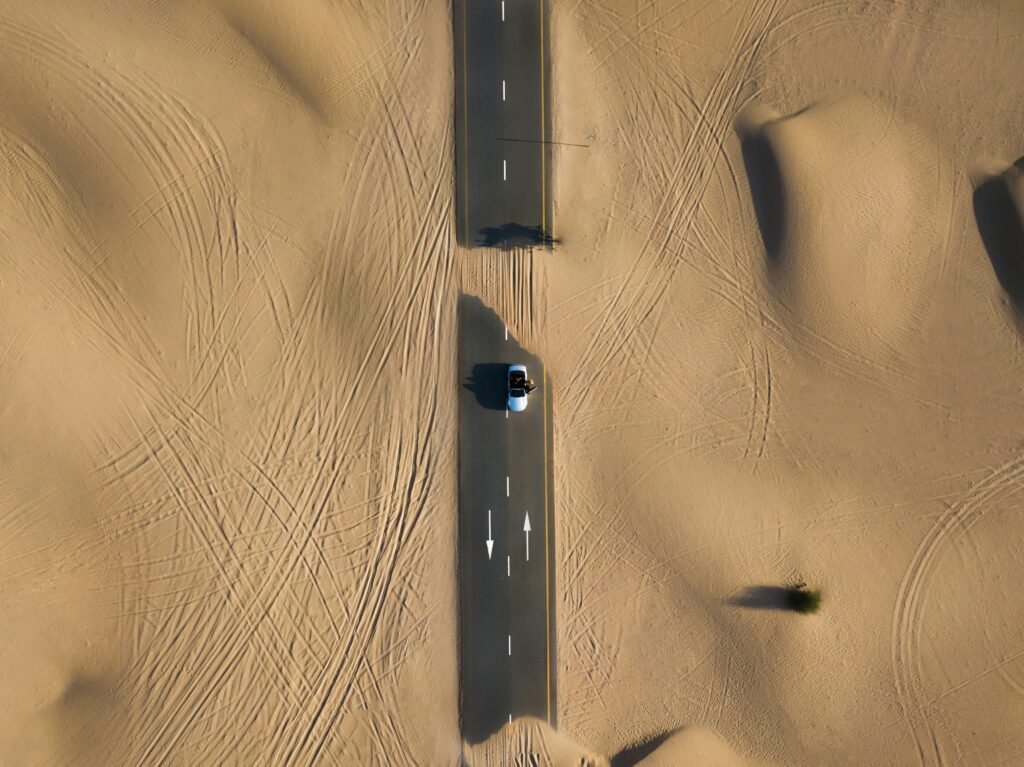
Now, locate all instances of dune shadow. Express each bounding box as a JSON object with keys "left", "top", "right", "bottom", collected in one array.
[
  {"left": 476, "top": 222, "right": 558, "bottom": 250},
  {"left": 464, "top": 363, "right": 508, "bottom": 411},
  {"left": 729, "top": 585, "right": 794, "bottom": 611},
  {"left": 56, "top": 674, "right": 104, "bottom": 707},
  {"left": 218, "top": 8, "right": 328, "bottom": 122},
  {"left": 973, "top": 165, "right": 1024, "bottom": 305},
  {"left": 739, "top": 131, "right": 786, "bottom": 263},
  {"left": 611, "top": 729, "right": 676, "bottom": 767}
]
